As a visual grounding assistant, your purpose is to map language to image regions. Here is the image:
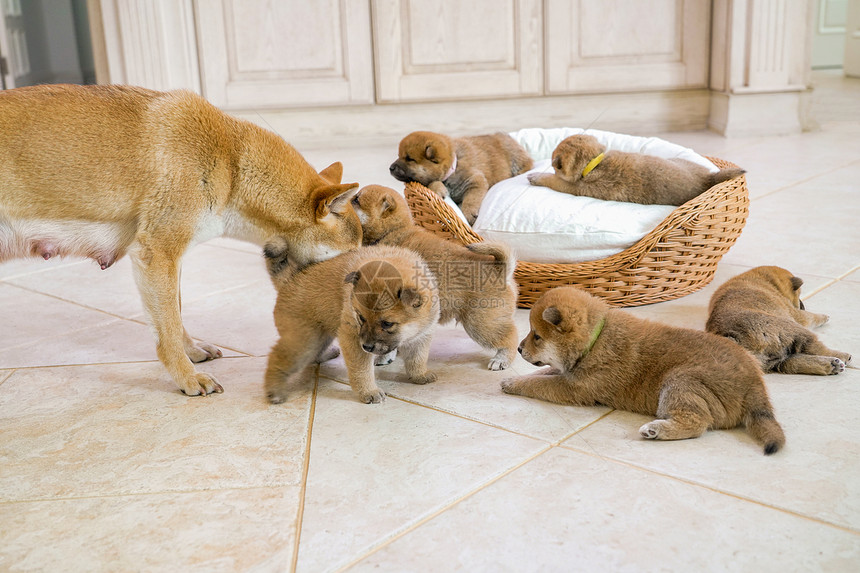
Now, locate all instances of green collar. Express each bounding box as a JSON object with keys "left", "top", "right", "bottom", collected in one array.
[{"left": 582, "top": 317, "right": 606, "bottom": 358}]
